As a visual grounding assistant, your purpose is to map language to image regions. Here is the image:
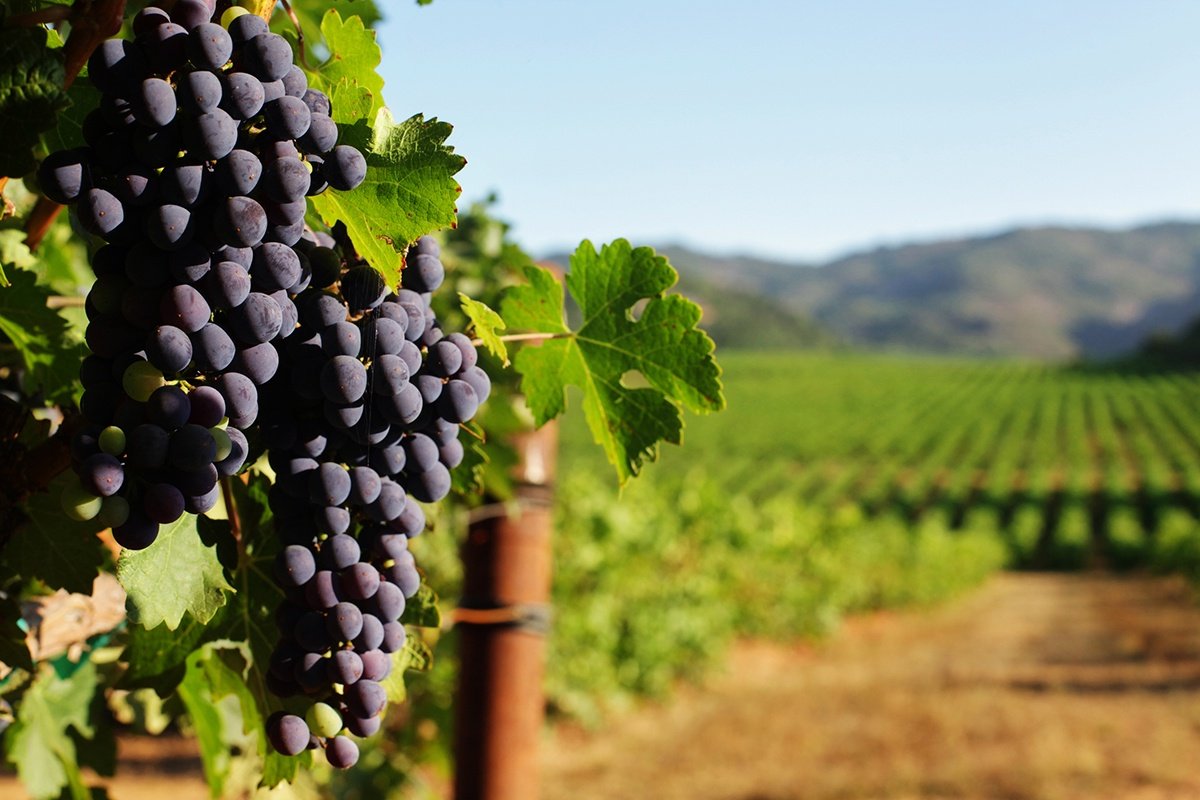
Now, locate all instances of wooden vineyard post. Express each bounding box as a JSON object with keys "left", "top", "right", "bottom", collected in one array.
[{"left": 454, "top": 421, "right": 558, "bottom": 800}]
